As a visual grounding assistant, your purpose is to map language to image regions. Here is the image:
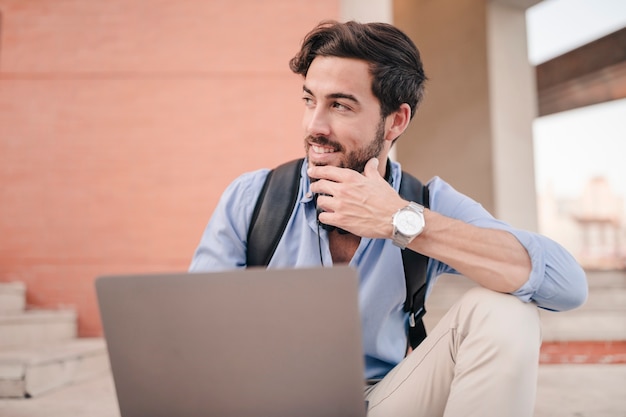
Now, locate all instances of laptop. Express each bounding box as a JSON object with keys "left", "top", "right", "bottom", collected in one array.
[{"left": 95, "top": 266, "right": 367, "bottom": 417}]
